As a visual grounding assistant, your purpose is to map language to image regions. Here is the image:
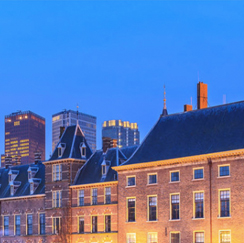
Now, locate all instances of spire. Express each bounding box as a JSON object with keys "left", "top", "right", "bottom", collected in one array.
[
  {"left": 162, "top": 85, "right": 168, "bottom": 116},
  {"left": 76, "top": 103, "right": 79, "bottom": 125}
]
